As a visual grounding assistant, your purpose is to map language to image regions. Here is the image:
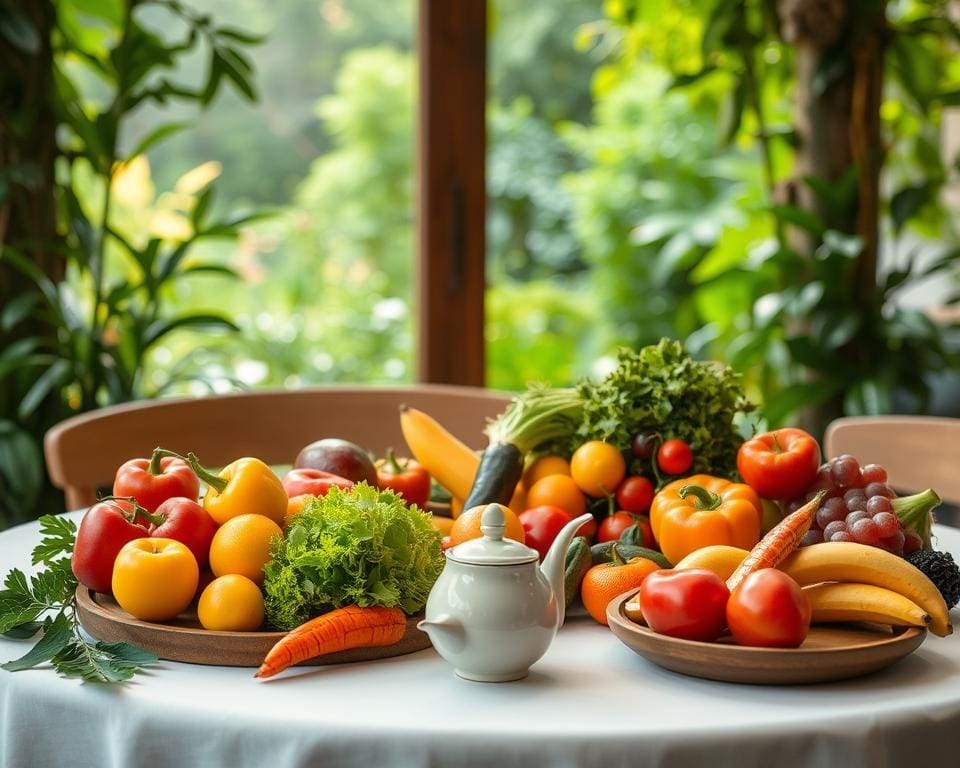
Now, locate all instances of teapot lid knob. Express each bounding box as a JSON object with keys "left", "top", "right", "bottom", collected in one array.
[{"left": 480, "top": 504, "right": 505, "bottom": 541}]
